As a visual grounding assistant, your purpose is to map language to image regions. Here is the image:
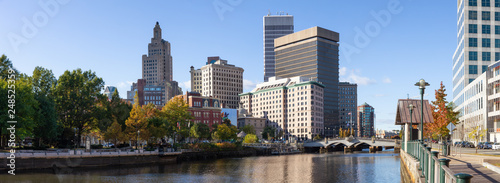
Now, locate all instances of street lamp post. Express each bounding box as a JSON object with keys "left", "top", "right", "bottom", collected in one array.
[
  {"left": 415, "top": 79, "right": 429, "bottom": 141},
  {"left": 408, "top": 104, "right": 414, "bottom": 141},
  {"left": 137, "top": 130, "right": 140, "bottom": 150}
]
